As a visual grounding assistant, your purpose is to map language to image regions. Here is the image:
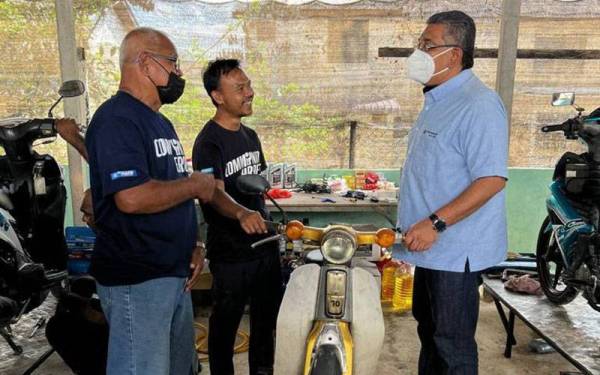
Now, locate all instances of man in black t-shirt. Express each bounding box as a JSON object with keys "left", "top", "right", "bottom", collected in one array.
[
  {"left": 193, "top": 59, "right": 282, "bottom": 375},
  {"left": 86, "top": 30, "right": 267, "bottom": 375}
]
